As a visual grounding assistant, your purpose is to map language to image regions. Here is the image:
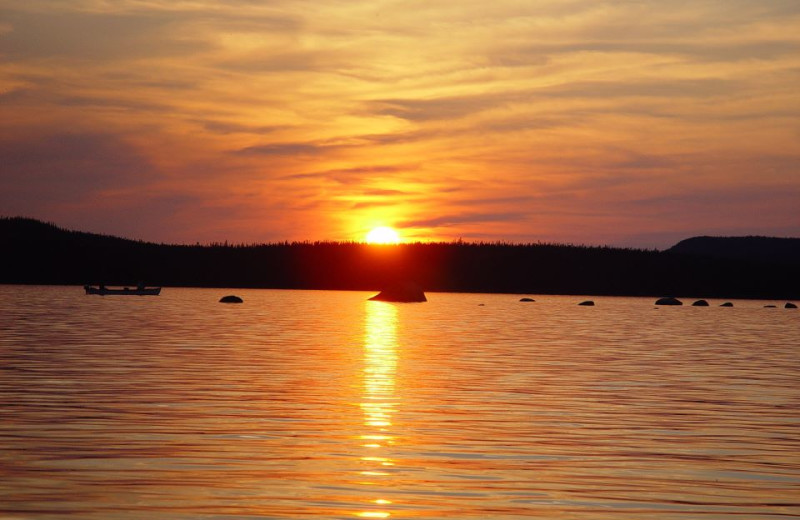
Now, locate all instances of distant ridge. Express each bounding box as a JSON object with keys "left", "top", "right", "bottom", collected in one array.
[
  {"left": 668, "top": 236, "right": 800, "bottom": 265},
  {"left": 0, "top": 217, "right": 138, "bottom": 246},
  {"left": 1, "top": 217, "right": 798, "bottom": 299}
]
